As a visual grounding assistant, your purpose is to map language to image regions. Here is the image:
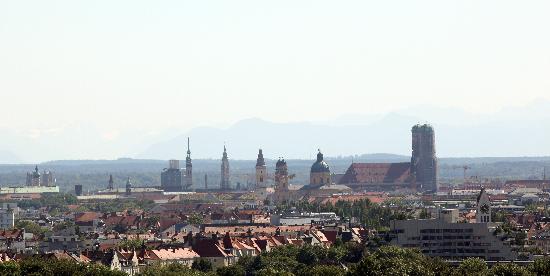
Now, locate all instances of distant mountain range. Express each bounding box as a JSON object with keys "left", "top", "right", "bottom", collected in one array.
[
  {"left": 139, "top": 105, "right": 550, "bottom": 160},
  {"left": 1, "top": 100, "right": 549, "bottom": 163}
]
